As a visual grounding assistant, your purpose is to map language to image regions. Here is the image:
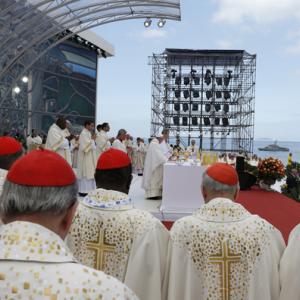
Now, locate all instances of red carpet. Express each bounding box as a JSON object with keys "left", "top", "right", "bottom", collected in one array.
[
  {"left": 237, "top": 187, "right": 300, "bottom": 243},
  {"left": 163, "top": 188, "right": 300, "bottom": 243}
]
